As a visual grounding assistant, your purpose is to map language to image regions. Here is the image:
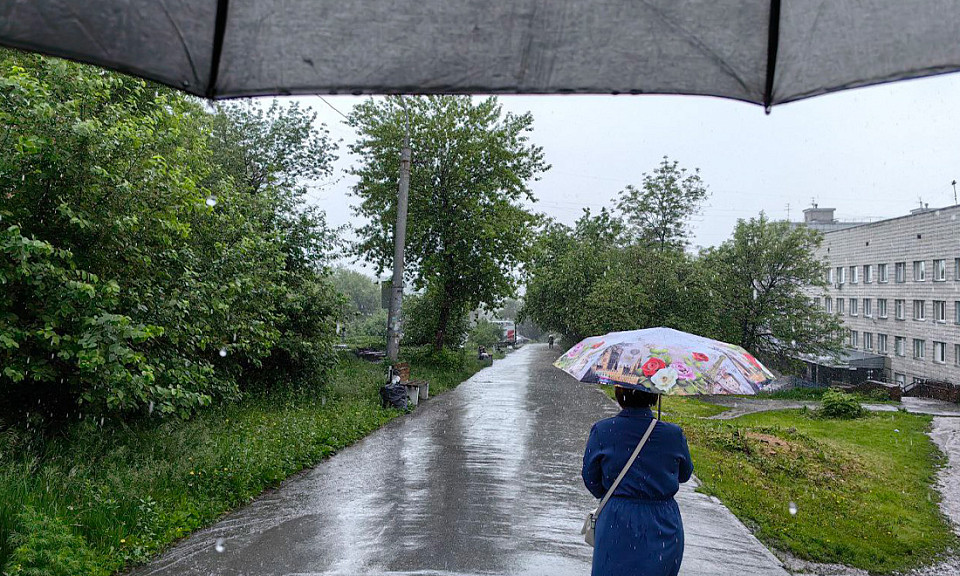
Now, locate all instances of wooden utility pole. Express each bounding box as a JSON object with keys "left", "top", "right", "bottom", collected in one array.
[{"left": 387, "top": 97, "right": 411, "bottom": 363}]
